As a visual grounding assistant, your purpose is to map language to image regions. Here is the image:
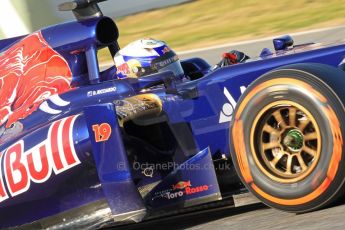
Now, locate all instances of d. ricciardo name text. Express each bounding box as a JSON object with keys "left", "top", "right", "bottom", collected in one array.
[{"left": 87, "top": 87, "right": 117, "bottom": 97}]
